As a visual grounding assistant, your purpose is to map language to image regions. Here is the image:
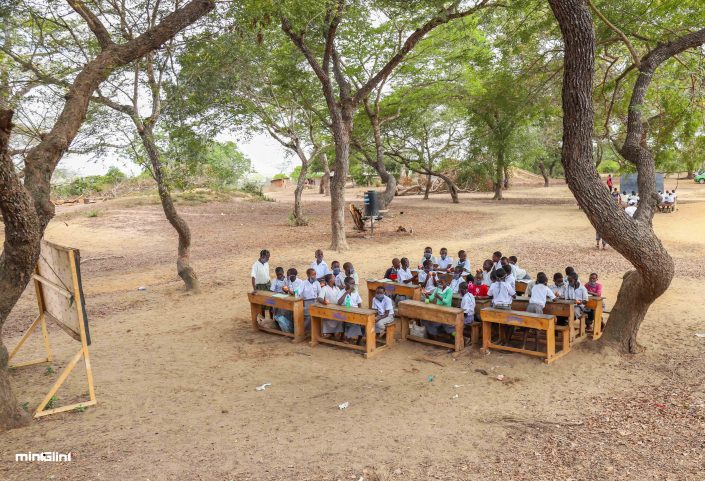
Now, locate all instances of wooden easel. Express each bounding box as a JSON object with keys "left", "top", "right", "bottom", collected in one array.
[{"left": 8, "top": 240, "right": 96, "bottom": 418}]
